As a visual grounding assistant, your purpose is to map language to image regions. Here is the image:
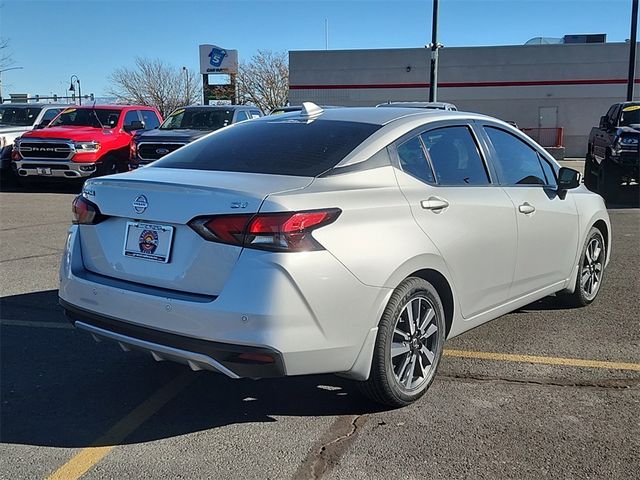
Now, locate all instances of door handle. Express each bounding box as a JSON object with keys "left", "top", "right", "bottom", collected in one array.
[
  {"left": 421, "top": 197, "right": 449, "bottom": 211},
  {"left": 518, "top": 202, "right": 536, "bottom": 214}
]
